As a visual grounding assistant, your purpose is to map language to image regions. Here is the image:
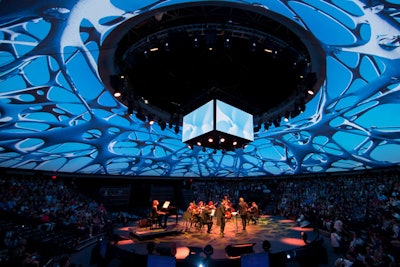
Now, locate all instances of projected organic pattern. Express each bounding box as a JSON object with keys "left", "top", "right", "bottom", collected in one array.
[{"left": 0, "top": 0, "right": 399, "bottom": 177}]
